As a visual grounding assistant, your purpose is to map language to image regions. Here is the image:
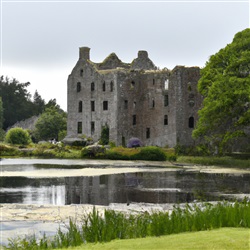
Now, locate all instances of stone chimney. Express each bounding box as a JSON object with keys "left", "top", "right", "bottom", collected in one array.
[
  {"left": 79, "top": 47, "right": 90, "bottom": 60},
  {"left": 138, "top": 50, "right": 148, "bottom": 59}
]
